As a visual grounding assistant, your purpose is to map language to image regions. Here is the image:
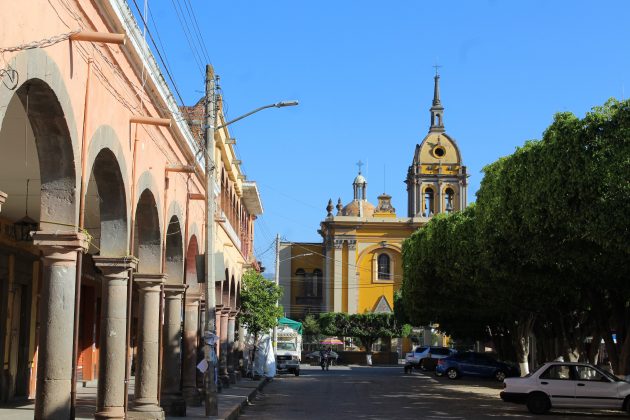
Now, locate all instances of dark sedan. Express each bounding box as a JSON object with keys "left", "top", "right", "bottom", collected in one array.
[{"left": 435, "top": 352, "right": 519, "bottom": 381}]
